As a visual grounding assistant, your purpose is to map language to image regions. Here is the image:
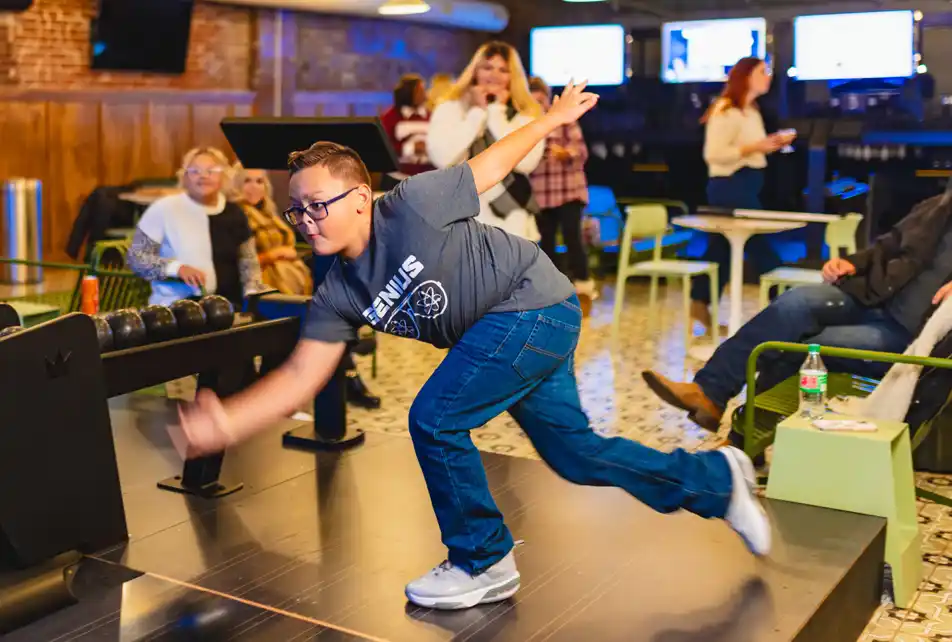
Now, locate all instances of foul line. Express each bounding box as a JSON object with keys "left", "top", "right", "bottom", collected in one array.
[{"left": 90, "top": 556, "right": 393, "bottom": 642}]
